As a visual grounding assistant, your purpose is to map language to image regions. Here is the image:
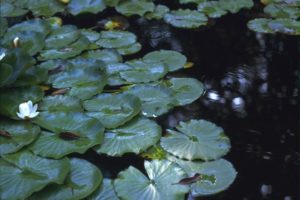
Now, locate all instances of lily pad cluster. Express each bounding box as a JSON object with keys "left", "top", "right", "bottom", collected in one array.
[
  {"left": 248, "top": 0, "right": 300, "bottom": 35},
  {"left": 0, "top": 5, "right": 237, "bottom": 200}
]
